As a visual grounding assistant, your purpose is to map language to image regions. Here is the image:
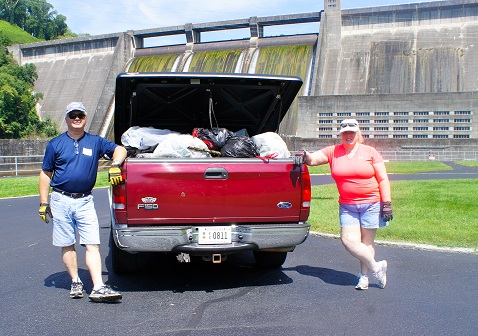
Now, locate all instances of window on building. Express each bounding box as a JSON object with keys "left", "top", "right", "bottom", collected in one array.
[
  {"left": 393, "top": 127, "right": 408, "bottom": 131},
  {"left": 453, "top": 135, "right": 470, "bottom": 138},
  {"left": 433, "top": 134, "right": 449, "bottom": 138},
  {"left": 319, "top": 113, "right": 333, "bottom": 117},
  {"left": 319, "top": 134, "right": 333, "bottom": 138},
  {"left": 394, "top": 112, "right": 409, "bottom": 116},
  {"left": 375, "top": 112, "right": 389, "bottom": 116},
  {"left": 434, "top": 111, "right": 450, "bottom": 115},
  {"left": 337, "top": 112, "right": 352, "bottom": 117},
  {"left": 413, "top": 127, "right": 428, "bottom": 131},
  {"left": 414, "top": 119, "right": 429, "bottom": 123},
  {"left": 319, "top": 120, "right": 333, "bottom": 124},
  {"left": 413, "top": 111, "right": 429, "bottom": 115},
  {"left": 393, "top": 134, "right": 408, "bottom": 138},
  {"left": 393, "top": 119, "right": 409, "bottom": 123},
  {"left": 356, "top": 112, "right": 370, "bottom": 116},
  {"left": 454, "top": 126, "right": 471, "bottom": 131},
  {"left": 374, "top": 127, "right": 389, "bottom": 131},
  {"left": 319, "top": 127, "right": 333, "bottom": 132},
  {"left": 413, "top": 135, "right": 428, "bottom": 138},
  {"left": 375, "top": 120, "right": 389, "bottom": 124},
  {"left": 433, "top": 127, "right": 449, "bottom": 131},
  {"left": 433, "top": 119, "right": 450, "bottom": 123},
  {"left": 454, "top": 119, "right": 471, "bottom": 123},
  {"left": 374, "top": 134, "right": 389, "bottom": 138},
  {"left": 454, "top": 111, "right": 471, "bottom": 115}
]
